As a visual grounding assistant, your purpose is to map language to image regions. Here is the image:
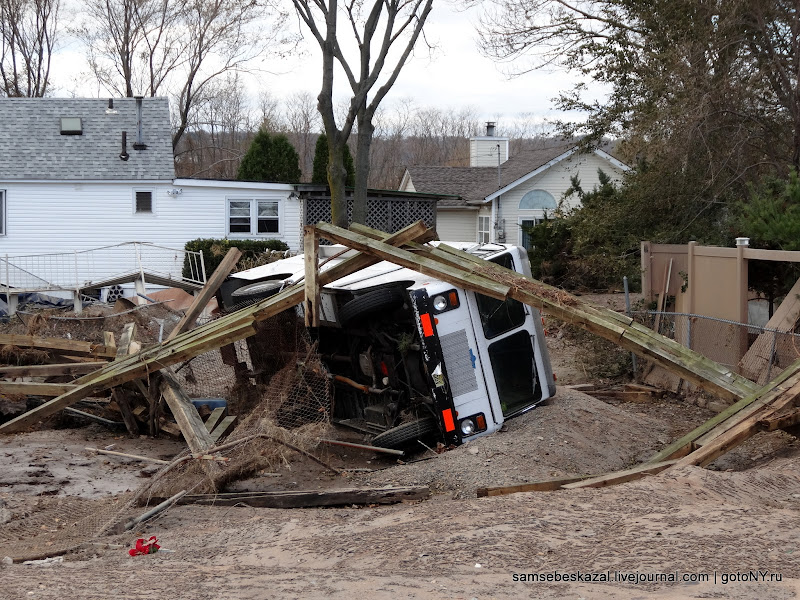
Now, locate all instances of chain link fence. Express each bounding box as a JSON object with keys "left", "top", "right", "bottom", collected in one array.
[{"left": 633, "top": 311, "right": 800, "bottom": 384}]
